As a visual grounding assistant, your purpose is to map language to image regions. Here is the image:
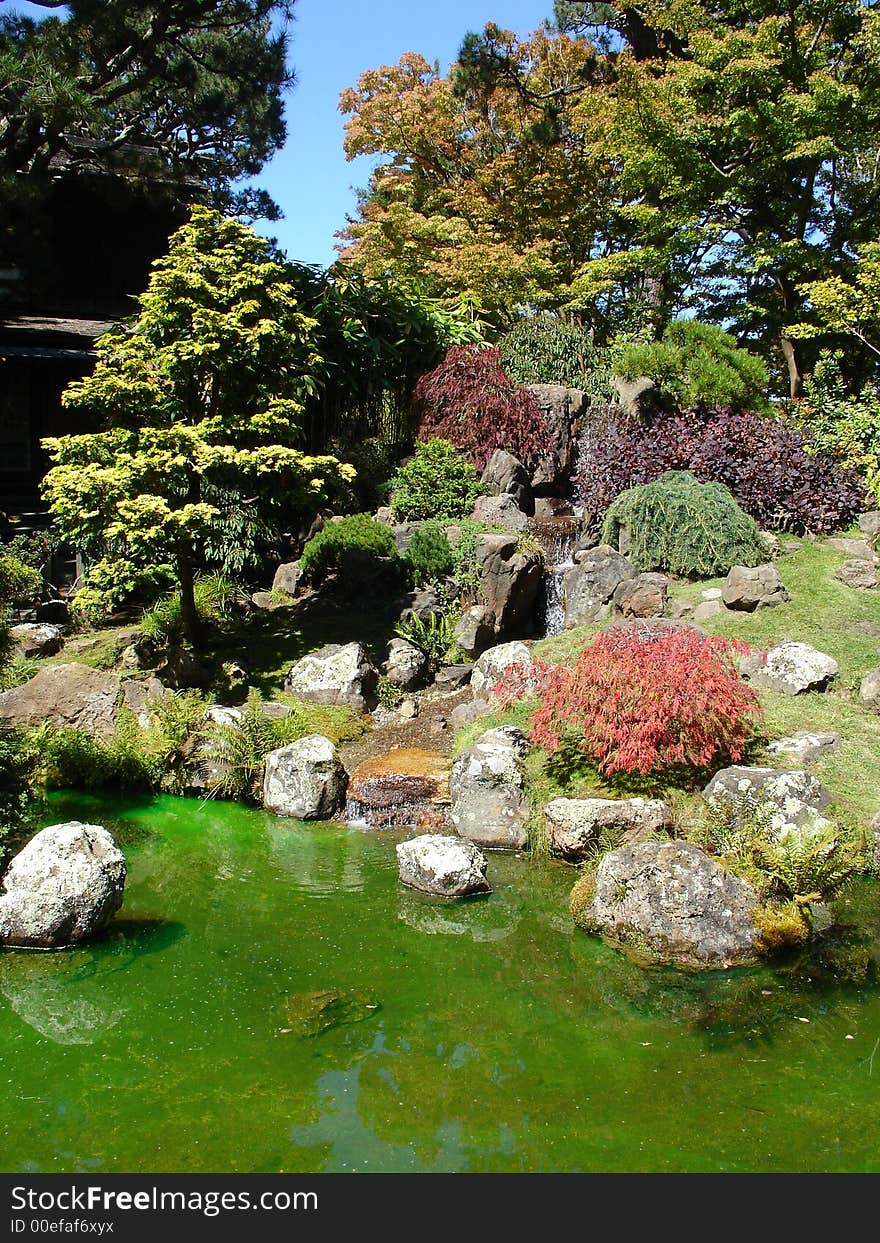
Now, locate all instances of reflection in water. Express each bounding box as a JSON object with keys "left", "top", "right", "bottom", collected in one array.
[
  {"left": 396, "top": 888, "right": 519, "bottom": 943},
  {"left": 0, "top": 918, "right": 184, "bottom": 1046},
  {"left": 266, "top": 819, "right": 375, "bottom": 897},
  {"left": 289, "top": 1025, "right": 516, "bottom": 1172},
  {"left": 0, "top": 953, "right": 126, "bottom": 1046}
]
